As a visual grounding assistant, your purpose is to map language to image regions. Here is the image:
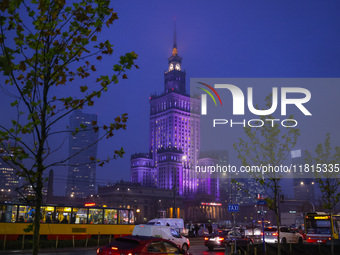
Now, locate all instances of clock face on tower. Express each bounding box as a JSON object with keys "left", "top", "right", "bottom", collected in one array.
[
  {"left": 169, "top": 63, "right": 174, "bottom": 71},
  {"left": 175, "top": 63, "right": 181, "bottom": 71}
]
